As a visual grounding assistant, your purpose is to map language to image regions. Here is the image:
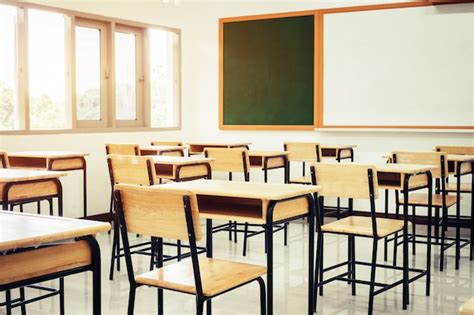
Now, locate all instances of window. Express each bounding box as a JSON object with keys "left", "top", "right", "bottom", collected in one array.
[
  {"left": 0, "top": 2, "right": 180, "bottom": 134},
  {"left": 150, "top": 29, "right": 180, "bottom": 128},
  {"left": 75, "top": 19, "right": 108, "bottom": 127},
  {"left": 28, "top": 9, "right": 68, "bottom": 130},
  {"left": 115, "top": 26, "right": 143, "bottom": 126},
  {"left": 0, "top": 5, "right": 19, "bottom": 130}
]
